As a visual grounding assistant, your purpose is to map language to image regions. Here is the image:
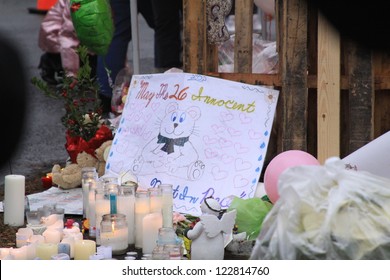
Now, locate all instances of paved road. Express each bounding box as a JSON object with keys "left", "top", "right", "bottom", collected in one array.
[{"left": 0, "top": 0, "right": 155, "bottom": 186}]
